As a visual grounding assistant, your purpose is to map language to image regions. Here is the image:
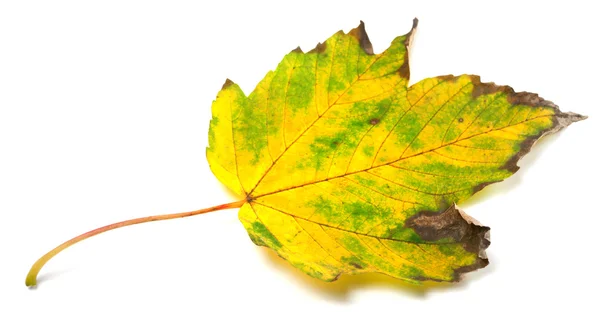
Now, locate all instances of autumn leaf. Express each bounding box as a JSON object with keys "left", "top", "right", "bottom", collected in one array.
[
  {"left": 26, "top": 19, "right": 585, "bottom": 287},
  {"left": 206, "top": 19, "right": 585, "bottom": 283}
]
